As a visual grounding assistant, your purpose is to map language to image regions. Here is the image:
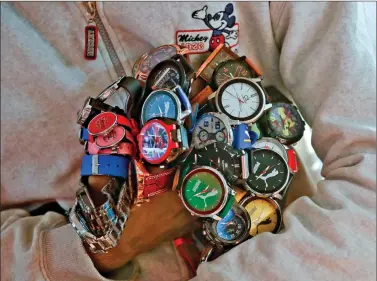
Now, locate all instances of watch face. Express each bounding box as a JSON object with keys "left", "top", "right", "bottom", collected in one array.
[
  {"left": 192, "top": 114, "right": 231, "bottom": 149},
  {"left": 253, "top": 138, "right": 288, "bottom": 161},
  {"left": 267, "top": 103, "right": 305, "bottom": 141},
  {"left": 95, "top": 126, "right": 125, "bottom": 148},
  {"left": 139, "top": 121, "right": 170, "bottom": 163},
  {"left": 194, "top": 143, "right": 242, "bottom": 184},
  {"left": 242, "top": 197, "right": 281, "bottom": 237},
  {"left": 87, "top": 112, "right": 117, "bottom": 136},
  {"left": 147, "top": 60, "right": 184, "bottom": 90},
  {"left": 218, "top": 79, "right": 264, "bottom": 122},
  {"left": 214, "top": 209, "right": 247, "bottom": 243},
  {"left": 138, "top": 45, "right": 178, "bottom": 79},
  {"left": 200, "top": 47, "right": 237, "bottom": 81},
  {"left": 181, "top": 167, "right": 226, "bottom": 216},
  {"left": 213, "top": 59, "right": 255, "bottom": 89},
  {"left": 141, "top": 90, "right": 179, "bottom": 124},
  {"left": 247, "top": 149, "right": 289, "bottom": 195}
]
